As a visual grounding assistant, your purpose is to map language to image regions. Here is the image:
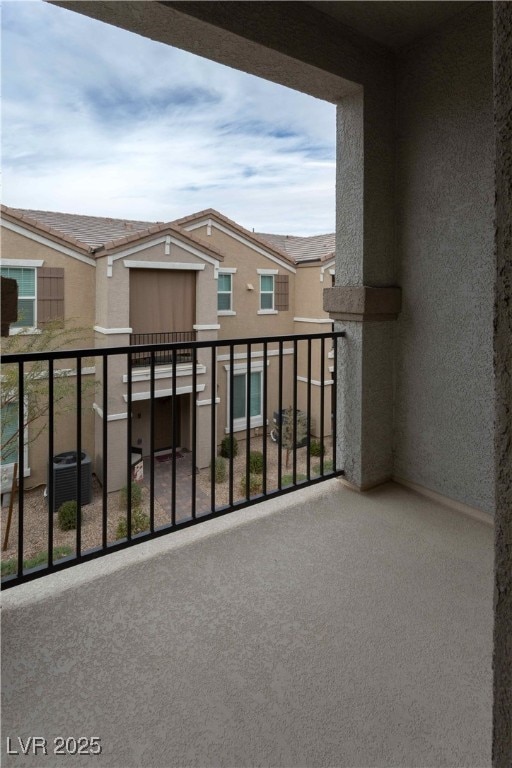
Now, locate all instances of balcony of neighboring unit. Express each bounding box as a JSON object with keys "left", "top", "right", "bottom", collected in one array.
[
  {"left": 129, "top": 331, "right": 197, "bottom": 368},
  {"left": 129, "top": 265, "right": 199, "bottom": 368}
]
